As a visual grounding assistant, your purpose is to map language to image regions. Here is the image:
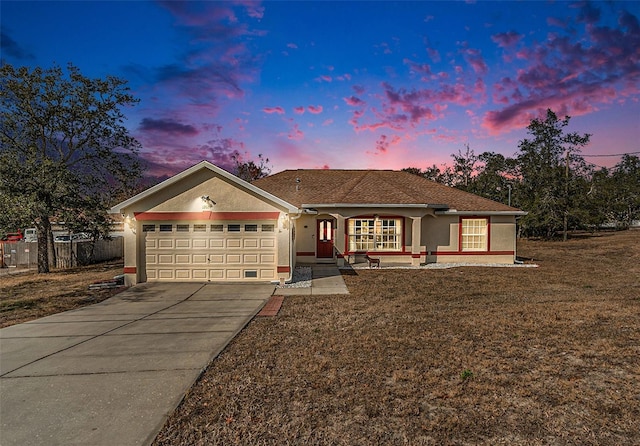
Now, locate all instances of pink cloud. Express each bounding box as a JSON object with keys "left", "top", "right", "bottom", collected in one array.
[
  {"left": 287, "top": 42, "right": 298, "bottom": 49},
  {"left": 491, "top": 31, "right": 523, "bottom": 48},
  {"left": 547, "top": 16, "right": 568, "bottom": 28},
  {"left": 461, "top": 47, "right": 488, "bottom": 75},
  {"left": 403, "top": 58, "right": 432, "bottom": 77},
  {"left": 353, "top": 85, "right": 365, "bottom": 94},
  {"left": 308, "top": 105, "right": 323, "bottom": 114},
  {"left": 343, "top": 96, "right": 365, "bottom": 106},
  {"left": 427, "top": 47, "right": 441, "bottom": 63},
  {"left": 263, "top": 106, "right": 285, "bottom": 114},
  {"left": 483, "top": 6, "right": 640, "bottom": 134},
  {"left": 347, "top": 78, "right": 484, "bottom": 134},
  {"left": 336, "top": 73, "right": 352, "bottom": 81},
  {"left": 293, "top": 106, "right": 305, "bottom": 114},
  {"left": 373, "top": 134, "right": 402, "bottom": 154},
  {"left": 287, "top": 123, "right": 304, "bottom": 140}
]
